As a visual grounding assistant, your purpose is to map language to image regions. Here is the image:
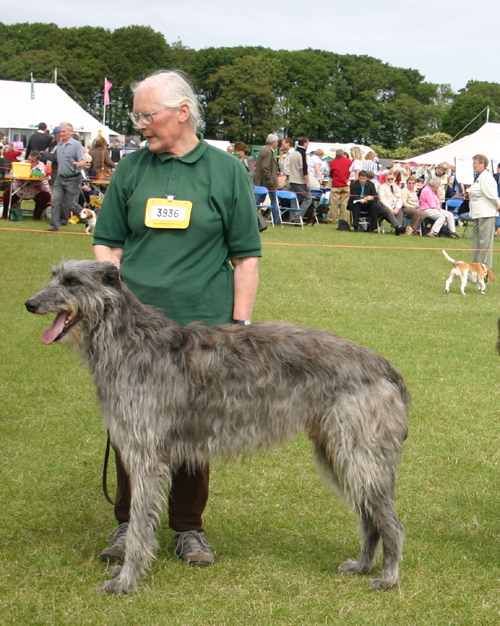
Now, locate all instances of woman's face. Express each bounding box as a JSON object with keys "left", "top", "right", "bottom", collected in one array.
[
  {"left": 236, "top": 150, "right": 245, "bottom": 159},
  {"left": 473, "top": 159, "right": 486, "bottom": 174}
]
